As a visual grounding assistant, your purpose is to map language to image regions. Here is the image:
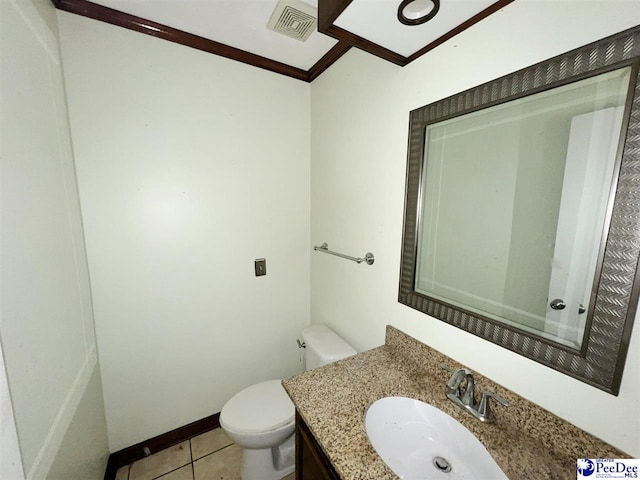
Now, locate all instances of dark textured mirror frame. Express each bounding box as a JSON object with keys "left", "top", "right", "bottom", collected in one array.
[{"left": 398, "top": 26, "right": 640, "bottom": 395}]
